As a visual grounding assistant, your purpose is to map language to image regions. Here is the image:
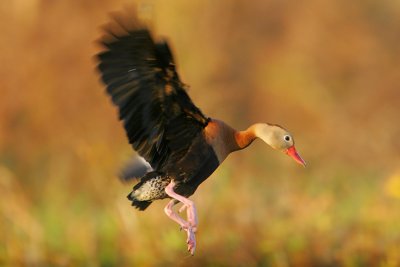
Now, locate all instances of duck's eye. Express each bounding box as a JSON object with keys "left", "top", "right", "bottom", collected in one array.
[{"left": 284, "top": 135, "right": 291, "bottom": 142}]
